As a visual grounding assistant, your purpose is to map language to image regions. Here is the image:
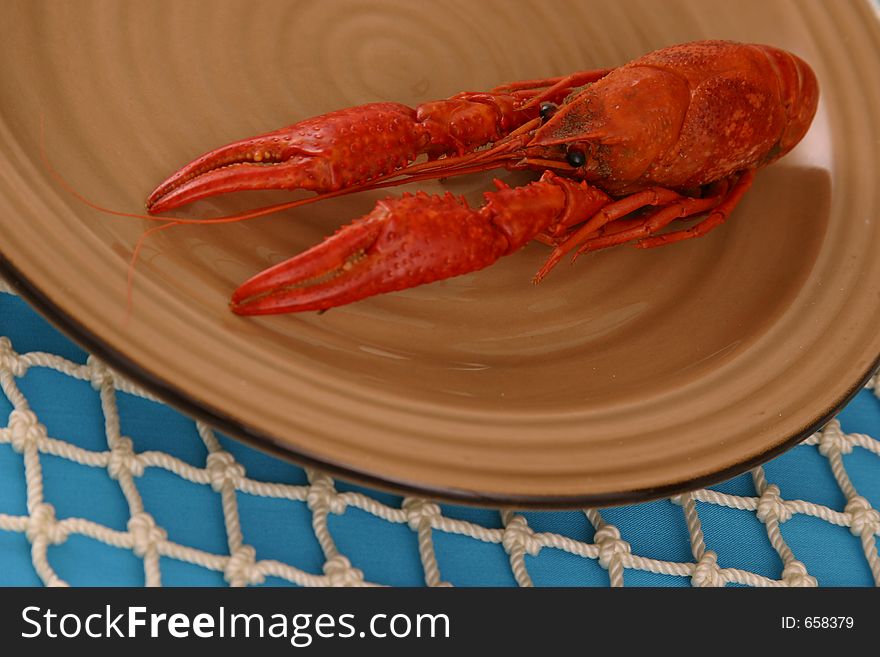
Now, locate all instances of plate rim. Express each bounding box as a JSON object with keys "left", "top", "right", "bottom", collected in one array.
[
  {"left": 5, "top": 0, "right": 880, "bottom": 507},
  {"left": 3, "top": 249, "right": 878, "bottom": 508}
]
